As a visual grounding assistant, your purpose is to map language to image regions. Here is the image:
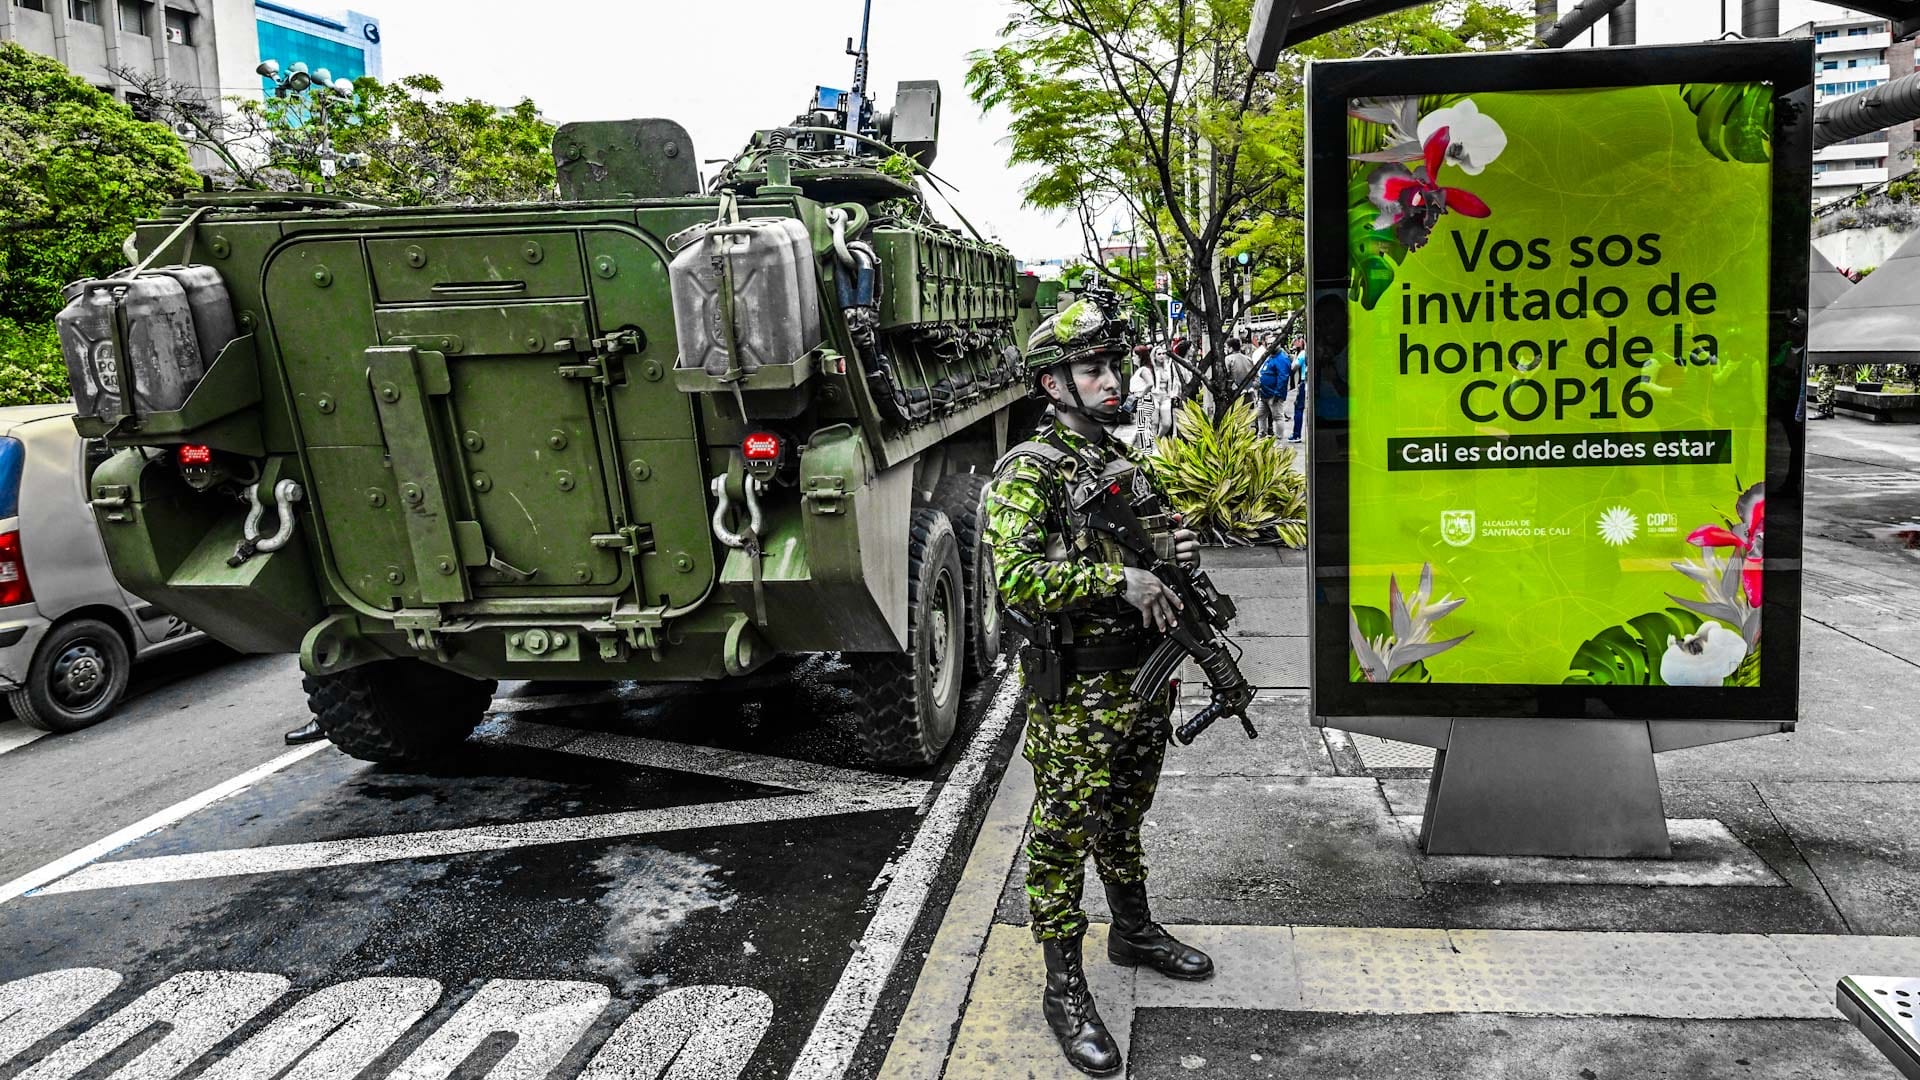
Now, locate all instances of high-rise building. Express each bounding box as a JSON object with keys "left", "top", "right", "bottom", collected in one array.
[
  {"left": 253, "top": 1, "right": 379, "bottom": 95},
  {"left": 0, "top": 0, "right": 258, "bottom": 111},
  {"left": 1788, "top": 9, "right": 1919, "bottom": 203}
]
